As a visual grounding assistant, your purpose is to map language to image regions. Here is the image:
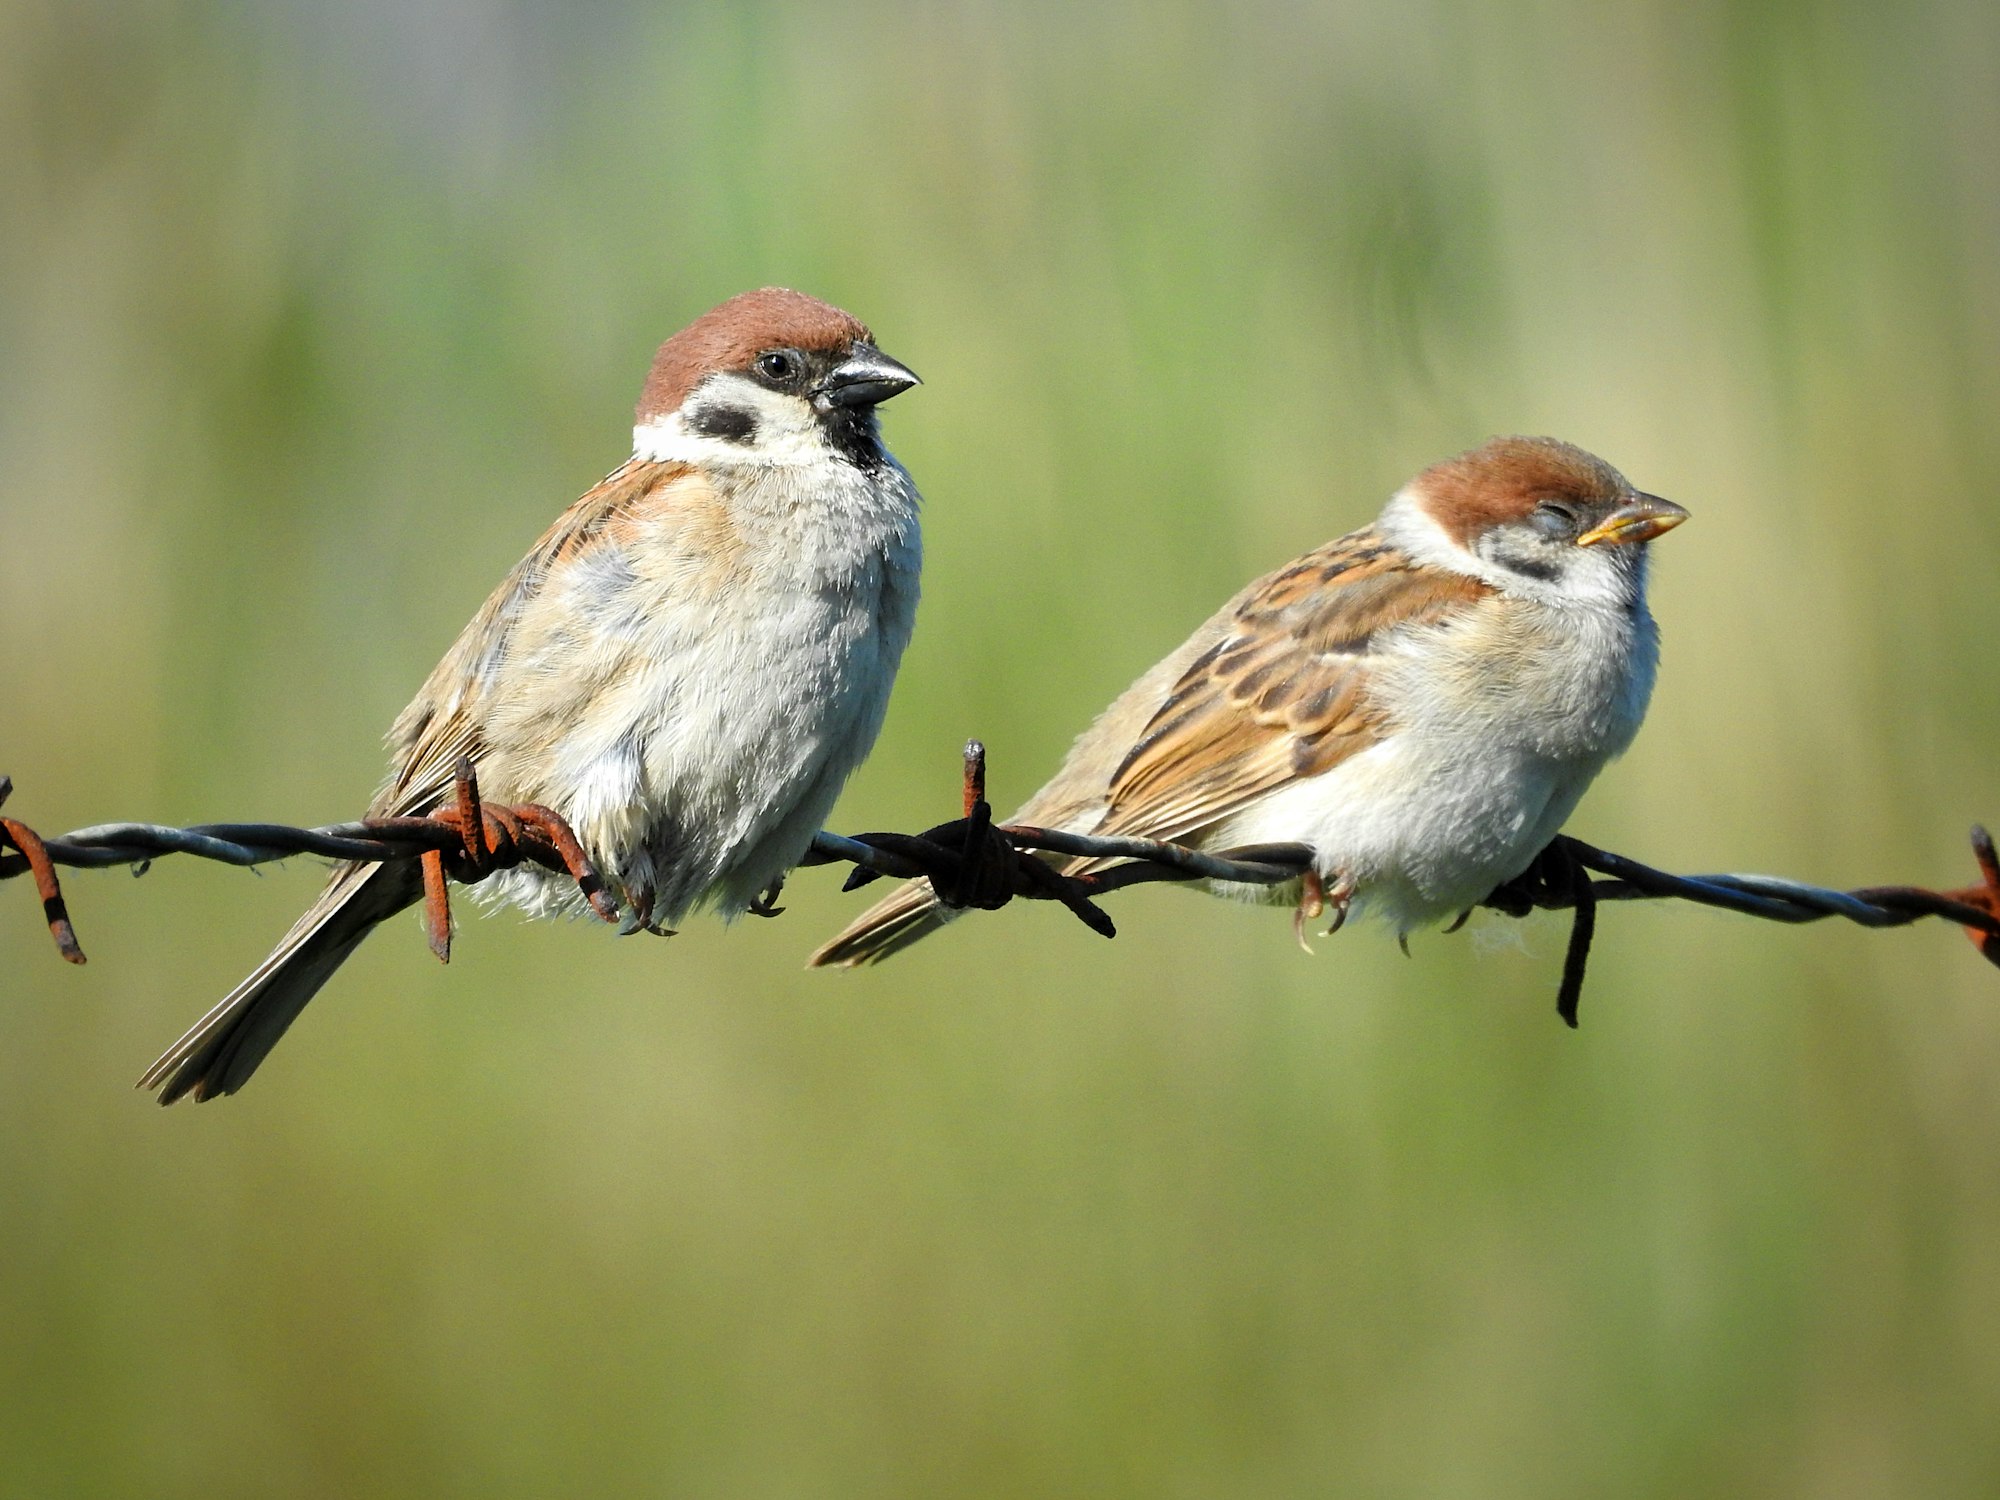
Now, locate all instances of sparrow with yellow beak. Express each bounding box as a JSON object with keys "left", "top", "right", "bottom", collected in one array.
[{"left": 812, "top": 436, "right": 1686, "bottom": 966}]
